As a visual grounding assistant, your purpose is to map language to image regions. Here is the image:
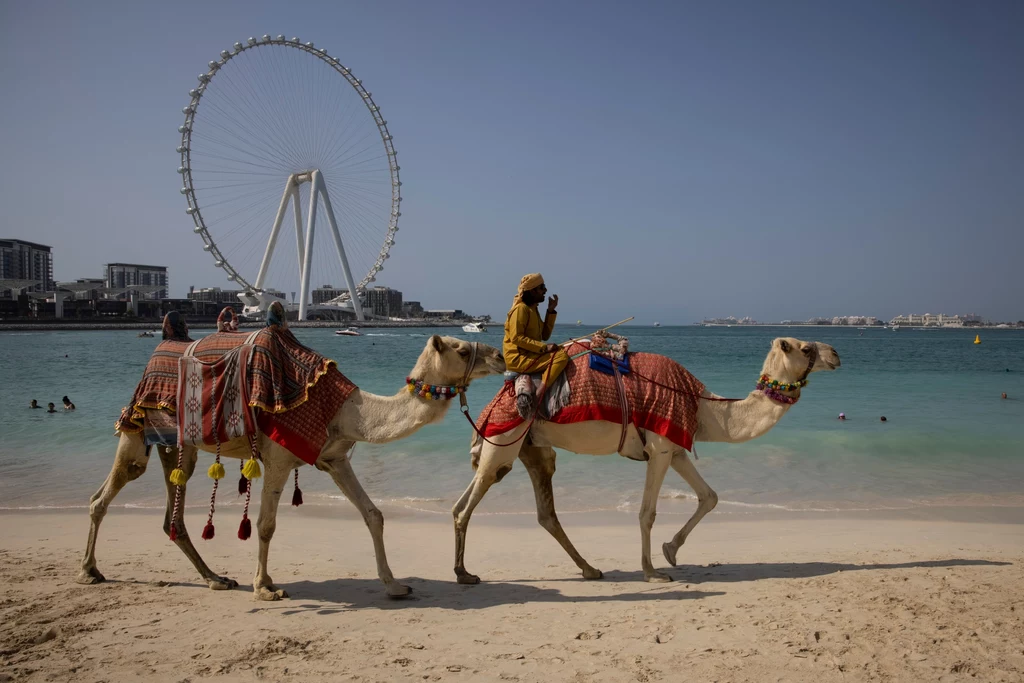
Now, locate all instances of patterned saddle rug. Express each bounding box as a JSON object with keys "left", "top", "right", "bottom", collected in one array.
[
  {"left": 116, "top": 328, "right": 356, "bottom": 465},
  {"left": 476, "top": 350, "right": 706, "bottom": 452}
]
